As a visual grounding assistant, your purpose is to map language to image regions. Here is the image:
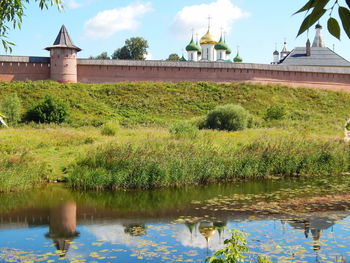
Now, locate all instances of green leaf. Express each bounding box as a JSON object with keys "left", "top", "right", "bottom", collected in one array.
[
  {"left": 327, "top": 17, "right": 341, "bottom": 39},
  {"left": 293, "top": 0, "right": 316, "bottom": 15},
  {"left": 297, "top": 8, "right": 327, "bottom": 36},
  {"left": 339, "top": 6, "right": 350, "bottom": 38}
]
